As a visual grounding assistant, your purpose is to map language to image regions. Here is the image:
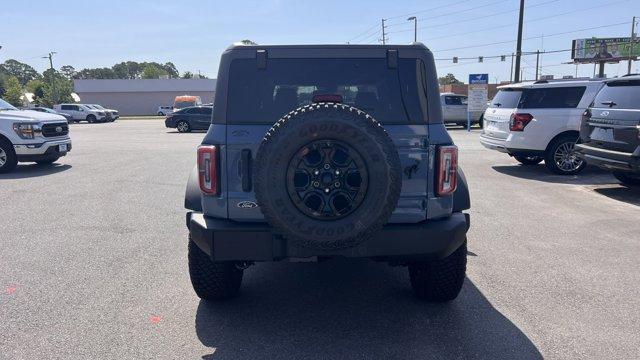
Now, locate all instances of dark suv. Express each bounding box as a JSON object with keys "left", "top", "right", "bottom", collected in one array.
[
  {"left": 576, "top": 75, "right": 640, "bottom": 187},
  {"left": 184, "top": 44, "right": 471, "bottom": 302}
]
